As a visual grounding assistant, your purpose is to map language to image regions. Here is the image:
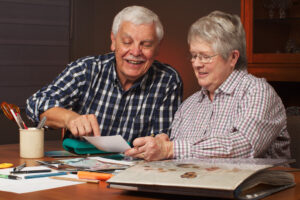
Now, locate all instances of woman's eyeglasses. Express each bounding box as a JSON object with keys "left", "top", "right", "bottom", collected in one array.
[{"left": 190, "top": 53, "right": 218, "bottom": 64}]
